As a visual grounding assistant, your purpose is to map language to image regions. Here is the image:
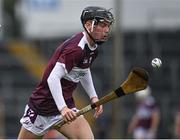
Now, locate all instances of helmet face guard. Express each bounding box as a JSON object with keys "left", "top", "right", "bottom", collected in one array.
[{"left": 81, "top": 6, "right": 115, "bottom": 45}]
